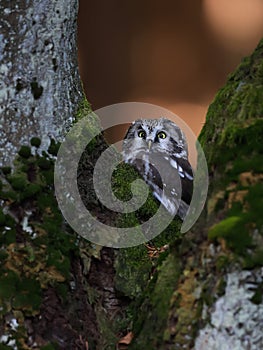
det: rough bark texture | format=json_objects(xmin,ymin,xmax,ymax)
[
  {"xmin": 192, "ymin": 39, "xmax": 263, "ymax": 350},
  {"xmin": 0, "ymin": 0, "xmax": 83, "ymax": 166},
  {"xmin": 0, "ymin": 1, "xmax": 93, "ymax": 348}
]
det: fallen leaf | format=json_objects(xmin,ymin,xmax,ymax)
[{"xmin": 117, "ymin": 331, "xmax": 134, "ymax": 349}]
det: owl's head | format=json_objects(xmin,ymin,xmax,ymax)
[{"xmin": 122, "ymin": 118, "xmax": 188, "ymax": 160}]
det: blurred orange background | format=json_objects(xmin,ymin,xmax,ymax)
[{"xmin": 78, "ymin": 0, "xmax": 263, "ymax": 137}]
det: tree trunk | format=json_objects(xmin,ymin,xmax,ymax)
[
  {"xmin": 125, "ymin": 38, "xmax": 263, "ymax": 349},
  {"xmin": 0, "ymin": 0, "xmax": 83, "ymax": 166},
  {"xmin": 0, "ymin": 1, "xmax": 96, "ymax": 348}
]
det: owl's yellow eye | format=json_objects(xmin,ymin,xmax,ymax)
[
  {"xmin": 138, "ymin": 130, "xmax": 146, "ymax": 138},
  {"xmin": 157, "ymin": 131, "xmax": 167, "ymax": 139}
]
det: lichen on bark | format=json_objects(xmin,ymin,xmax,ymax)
[{"xmin": 0, "ymin": 0, "xmax": 83, "ymax": 166}]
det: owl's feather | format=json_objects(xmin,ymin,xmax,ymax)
[{"xmin": 122, "ymin": 118, "xmax": 193, "ymax": 220}]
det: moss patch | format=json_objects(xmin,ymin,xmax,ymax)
[
  {"xmin": 18, "ymin": 145, "xmax": 31, "ymax": 159},
  {"xmin": 199, "ymin": 38, "xmax": 263, "ymax": 167},
  {"xmin": 129, "ymin": 254, "xmax": 181, "ymax": 349},
  {"xmin": 115, "ymin": 245, "xmax": 151, "ymax": 299},
  {"xmin": 30, "ymin": 137, "xmax": 41, "ymax": 148},
  {"xmin": 0, "ymin": 138, "xmax": 78, "ymax": 342},
  {"xmin": 208, "ymin": 216, "xmax": 252, "ymax": 254},
  {"xmin": 207, "ymin": 181, "xmax": 263, "ymax": 270}
]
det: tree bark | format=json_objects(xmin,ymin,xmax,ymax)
[
  {"xmin": 0, "ymin": 1, "xmax": 95, "ymax": 348},
  {"xmin": 0, "ymin": 0, "xmax": 83, "ymax": 166}
]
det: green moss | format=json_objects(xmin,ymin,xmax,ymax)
[
  {"xmin": 1, "ymin": 166, "xmax": 11, "ymax": 175},
  {"xmin": 200, "ymin": 281, "xmax": 216, "ymax": 308},
  {"xmin": 0, "ymin": 190, "xmax": 18, "ymax": 201},
  {"xmin": 0, "ymin": 344, "xmax": 13, "ymax": 349},
  {"xmin": 47, "ymin": 248, "xmax": 71, "ymax": 278},
  {"xmin": 55, "ymin": 283, "xmax": 68, "ymax": 302},
  {"xmin": 199, "ymin": 39, "xmax": 263, "ymax": 167},
  {"xmin": 22, "ymin": 183, "xmax": 42, "ymax": 199},
  {"xmin": 40, "ymin": 344, "xmax": 58, "ymax": 350},
  {"xmin": 151, "ymin": 255, "xmax": 180, "ymax": 317},
  {"xmin": 225, "ymin": 84, "xmax": 263, "ymax": 118},
  {"xmin": 112, "ymin": 162, "xmax": 181, "ymax": 242},
  {"xmin": 3, "ymin": 214, "xmax": 15, "ymax": 228},
  {"xmin": 48, "ymin": 139, "xmax": 60, "ymax": 156},
  {"xmin": 152, "ymin": 219, "xmax": 181, "ymax": 248},
  {"xmin": 0, "ymin": 270, "xmax": 19, "ymax": 299},
  {"xmin": 12, "ymin": 290, "xmax": 41, "ymax": 311},
  {"xmin": 37, "ymin": 192, "xmax": 57, "ymax": 212},
  {"xmin": 0, "ymin": 229, "xmax": 16, "ymax": 245},
  {"xmin": 243, "ymin": 250, "xmax": 263, "ymax": 269},
  {"xmin": 204, "ymin": 121, "xmax": 263, "ymax": 173},
  {"xmin": 96, "ymin": 308, "xmax": 119, "ymax": 350},
  {"xmin": 18, "ymin": 145, "xmax": 31, "ymax": 159},
  {"xmin": 208, "ymin": 216, "xmax": 252, "ymax": 254},
  {"xmin": 245, "ymin": 182, "xmax": 263, "ymax": 227},
  {"xmin": 9, "ymin": 277, "xmax": 41, "ymax": 312},
  {"xmin": 74, "ymin": 97, "xmax": 92, "ymax": 122},
  {"xmin": 219, "ymin": 183, "xmax": 263, "ymax": 266},
  {"xmin": 0, "ymin": 132, "xmax": 96, "ymax": 345},
  {"xmin": 115, "ymin": 245, "xmax": 151, "ymax": 298},
  {"xmin": 7, "ymin": 174, "xmax": 28, "ymax": 191},
  {"xmin": 250, "ymin": 283, "xmax": 263, "ymax": 304},
  {"xmin": 72, "ymin": 98, "xmax": 101, "ymax": 156},
  {"xmin": 222, "ymin": 120, "xmax": 263, "ymax": 156},
  {"xmin": 217, "ymin": 277, "xmax": 227, "ymax": 297},
  {"xmin": 214, "ymin": 195, "xmax": 227, "ymax": 213},
  {"xmin": 40, "ymin": 169, "xmax": 54, "ymax": 185},
  {"xmin": 30, "ymin": 137, "xmax": 41, "ymax": 147},
  {"xmin": 130, "ymin": 254, "xmax": 181, "ymax": 349},
  {"xmin": 0, "ymin": 137, "xmax": 77, "ymax": 301},
  {"xmin": 112, "ymin": 150, "xmax": 184, "ymax": 346},
  {"xmin": 84, "ymin": 136, "xmax": 98, "ymax": 154},
  {"xmin": 116, "ymin": 168, "xmax": 151, "ymax": 217},
  {"xmin": 37, "ymin": 157, "xmax": 52, "ymax": 170},
  {"xmin": 216, "ymin": 255, "xmax": 231, "ymax": 272},
  {"xmin": 0, "ymin": 250, "xmax": 8, "ymax": 262},
  {"xmin": 112, "ymin": 163, "xmax": 139, "ymax": 201},
  {"xmin": 30, "ymin": 80, "xmax": 43, "ymax": 99},
  {"xmin": 227, "ymin": 155, "xmax": 263, "ymax": 179},
  {"xmin": 0, "ymin": 209, "xmax": 6, "ymax": 226}
]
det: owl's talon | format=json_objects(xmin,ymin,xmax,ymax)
[{"xmin": 145, "ymin": 243, "xmax": 169, "ymax": 258}]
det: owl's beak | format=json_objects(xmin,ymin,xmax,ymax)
[{"xmin": 147, "ymin": 139, "xmax": 153, "ymax": 150}]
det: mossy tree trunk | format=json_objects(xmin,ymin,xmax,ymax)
[
  {"xmin": 0, "ymin": 1, "xmax": 97, "ymax": 348},
  {"xmin": 124, "ymin": 39, "xmax": 263, "ymax": 349}
]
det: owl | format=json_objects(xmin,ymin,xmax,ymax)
[{"xmin": 122, "ymin": 118, "xmax": 193, "ymax": 220}]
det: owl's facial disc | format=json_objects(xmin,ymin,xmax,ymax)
[{"xmin": 135, "ymin": 123, "xmax": 170, "ymax": 153}]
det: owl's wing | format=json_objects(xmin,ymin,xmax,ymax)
[
  {"xmin": 127, "ymin": 152, "xmax": 193, "ymax": 220},
  {"xmin": 171, "ymin": 156, "xmax": 193, "ymax": 205}
]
